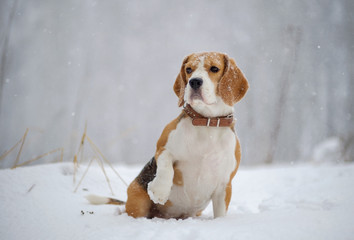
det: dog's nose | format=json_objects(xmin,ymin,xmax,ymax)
[{"xmin": 189, "ymin": 78, "xmax": 203, "ymax": 90}]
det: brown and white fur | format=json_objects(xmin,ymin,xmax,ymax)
[{"xmin": 88, "ymin": 52, "xmax": 249, "ymax": 219}]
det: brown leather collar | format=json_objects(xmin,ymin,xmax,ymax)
[{"xmin": 183, "ymin": 104, "xmax": 235, "ymax": 127}]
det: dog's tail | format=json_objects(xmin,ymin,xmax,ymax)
[{"xmin": 85, "ymin": 194, "xmax": 125, "ymax": 205}]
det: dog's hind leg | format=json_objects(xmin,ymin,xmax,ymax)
[{"xmin": 126, "ymin": 179, "xmax": 152, "ymax": 218}]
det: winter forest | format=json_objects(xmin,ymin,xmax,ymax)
[{"xmin": 0, "ymin": 0, "xmax": 354, "ymax": 168}]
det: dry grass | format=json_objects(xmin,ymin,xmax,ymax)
[
  {"xmin": 1, "ymin": 125, "xmax": 128, "ymax": 196},
  {"xmin": 72, "ymin": 124, "xmax": 128, "ymax": 195},
  {"xmin": 86, "ymin": 136, "xmax": 128, "ymax": 187},
  {"xmin": 13, "ymin": 128, "xmax": 29, "ymax": 168},
  {"xmin": 73, "ymin": 122, "xmax": 87, "ymax": 184},
  {"xmin": 0, "ymin": 129, "xmax": 27, "ymax": 162},
  {"xmin": 14, "ymin": 148, "xmax": 64, "ymax": 168},
  {"xmin": 0, "ymin": 128, "xmax": 64, "ymax": 169},
  {"xmin": 95, "ymin": 157, "xmax": 114, "ymax": 195},
  {"xmin": 74, "ymin": 157, "xmax": 94, "ymax": 193}
]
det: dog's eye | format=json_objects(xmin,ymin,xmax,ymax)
[
  {"xmin": 186, "ymin": 67, "xmax": 193, "ymax": 74},
  {"xmin": 210, "ymin": 66, "xmax": 219, "ymax": 73}
]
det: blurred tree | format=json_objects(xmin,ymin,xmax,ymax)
[{"xmin": 0, "ymin": 0, "xmax": 18, "ymax": 117}]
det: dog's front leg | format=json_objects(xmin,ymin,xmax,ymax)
[
  {"xmin": 212, "ymin": 185, "xmax": 227, "ymax": 218},
  {"xmin": 147, "ymin": 151, "xmax": 174, "ymax": 205}
]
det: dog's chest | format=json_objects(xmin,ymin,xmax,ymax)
[{"xmin": 165, "ymin": 118, "xmax": 236, "ymax": 216}]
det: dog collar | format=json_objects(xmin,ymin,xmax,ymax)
[{"xmin": 183, "ymin": 104, "xmax": 235, "ymax": 127}]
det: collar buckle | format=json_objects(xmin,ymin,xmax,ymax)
[{"xmin": 207, "ymin": 118, "xmax": 211, "ymax": 127}]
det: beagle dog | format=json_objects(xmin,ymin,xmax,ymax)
[{"xmin": 88, "ymin": 52, "xmax": 249, "ymax": 219}]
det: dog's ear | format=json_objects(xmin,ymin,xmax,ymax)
[
  {"xmin": 218, "ymin": 54, "xmax": 249, "ymax": 106},
  {"xmin": 173, "ymin": 56, "xmax": 189, "ymax": 107}
]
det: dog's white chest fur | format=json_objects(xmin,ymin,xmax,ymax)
[{"xmin": 164, "ymin": 117, "xmax": 236, "ymax": 217}]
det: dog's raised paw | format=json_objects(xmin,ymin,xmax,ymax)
[{"xmin": 147, "ymin": 179, "xmax": 171, "ymax": 205}]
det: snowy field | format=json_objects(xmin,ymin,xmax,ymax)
[{"xmin": 1, "ymin": 162, "xmax": 353, "ymax": 240}]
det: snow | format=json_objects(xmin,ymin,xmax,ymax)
[
  {"xmin": 1, "ymin": 162, "xmax": 354, "ymax": 240},
  {"xmin": 312, "ymin": 137, "xmax": 343, "ymax": 163}
]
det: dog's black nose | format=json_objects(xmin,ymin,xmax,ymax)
[{"xmin": 189, "ymin": 78, "xmax": 203, "ymax": 90}]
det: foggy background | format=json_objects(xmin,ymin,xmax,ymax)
[{"xmin": 1, "ymin": 0, "xmax": 353, "ymax": 168}]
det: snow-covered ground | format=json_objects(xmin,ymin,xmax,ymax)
[{"xmin": 1, "ymin": 162, "xmax": 353, "ymax": 240}]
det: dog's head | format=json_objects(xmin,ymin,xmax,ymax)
[{"xmin": 174, "ymin": 52, "xmax": 249, "ymax": 116}]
